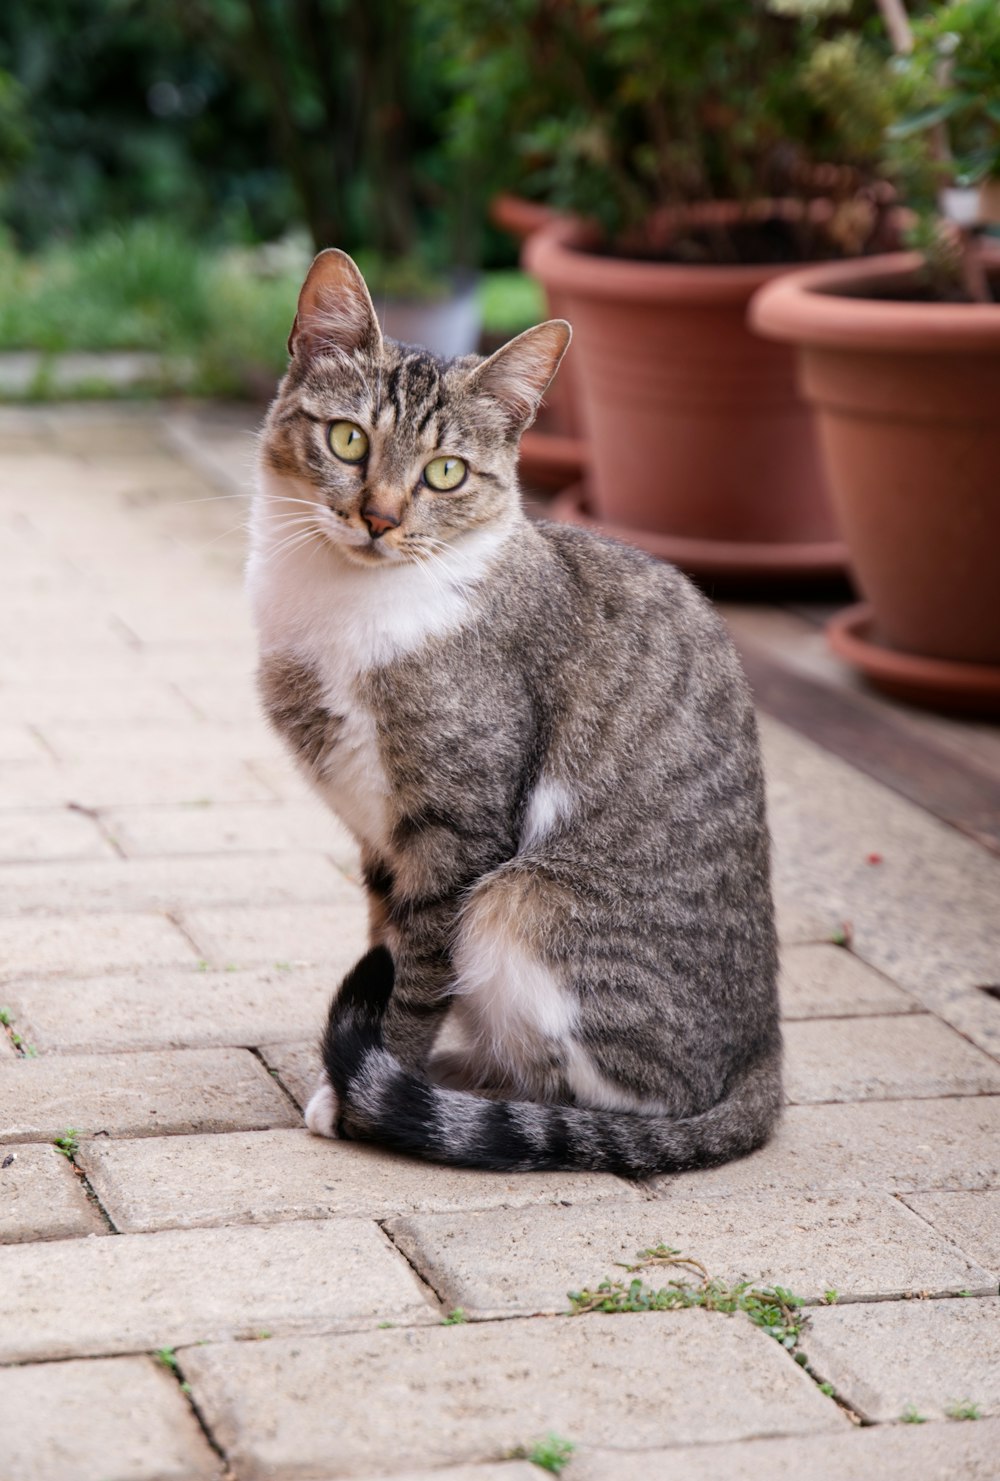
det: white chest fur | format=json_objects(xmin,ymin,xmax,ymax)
[{"xmin": 247, "ymin": 482, "xmax": 512, "ymax": 854}]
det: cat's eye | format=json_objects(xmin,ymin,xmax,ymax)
[
  {"xmin": 423, "ymin": 456, "xmax": 467, "ymax": 492},
  {"xmin": 328, "ymin": 421, "xmax": 369, "ymax": 463}
]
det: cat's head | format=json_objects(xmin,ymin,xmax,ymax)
[{"xmin": 257, "ymin": 249, "xmax": 570, "ymax": 570}]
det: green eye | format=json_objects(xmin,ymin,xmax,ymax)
[
  {"xmin": 423, "ymin": 456, "xmax": 467, "ymax": 491},
  {"xmin": 328, "ymin": 421, "xmax": 369, "ymax": 463}
]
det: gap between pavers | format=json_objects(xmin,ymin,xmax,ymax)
[
  {"xmin": 0, "ymin": 1217, "xmax": 439, "ymax": 1362},
  {"xmin": 566, "ymin": 1417, "xmax": 1000, "ymax": 1481},
  {"xmin": 800, "ymin": 1295, "xmax": 1000, "ymax": 1423},
  {"xmin": 0, "ymin": 1354, "xmax": 223, "ymax": 1481},
  {"xmin": 179, "ymin": 1312, "xmax": 845, "ymax": 1478},
  {"xmin": 180, "ymin": 899, "xmax": 368, "ymax": 972},
  {"xmin": 901, "ymin": 1189, "xmax": 1000, "ymax": 1272},
  {"xmin": 77, "ymin": 1128, "xmax": 640, "ymax": 1233},
  {"xmin": 778, "ymin": 943, "xmax": 923, "ymax": 1020},
  {"xmin": 0, "ymin": 1143, "xmax": 105, "ymax": 1243},
  {"xmin": 0, "ymin": 1046, "xmax": 300, "ymax": 1142},
  {"xmin": 385, "ymin": 1193, "xmax": 994, "ymax": 1321}
]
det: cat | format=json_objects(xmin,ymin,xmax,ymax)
[{"xmin": 247, "ymin": 248, "xmax": 782, "ymax": 1177}]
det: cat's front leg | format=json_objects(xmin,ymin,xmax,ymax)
[{"xmin": 304, "ymin": 1075, "xmax": 339, "ymax": 1138}]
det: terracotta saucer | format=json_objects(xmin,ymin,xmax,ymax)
[
  {"xmin": 519, "ymin": 426, "xmax": 589, "ymax": 492},
  {"xmin": 550, "ymin": 485, "xmax": 848, "ymax": 581},
  {"xmin": 827, "ymin": 603, "xmax": 1000, "ymax": 715}
]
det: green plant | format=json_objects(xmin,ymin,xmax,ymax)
[
  {"xmin": 796, "ymin": 0, "xmax": 1000, "ymax": 299},
  {"xmin": 567, "ymin": 1245, "xmax": 805, "ymax": 1351},
  {"xmin": 53, "ymin": 1129, "xmax": 79, "ymax": 1160},
  {"xmin": 436, "ymin": 0, "xmax": 888, "ymax": 259},
  {"xmin": 901, "ymin": 1404, "xmax": 928, "ymax": 1423},
  {"xmin": 442, "ymin": 1308, "xmax": 468, "ymax": 1326},
  {"xmin": 946, "ymin": 1401, "xmax": 982, "ymax": 1420},
  {"xmin": 512, "ymin": 1433, "xmax": 575, "ymax": 1475},
  {"xmin": 823, "ymin": 1289, "xmax": 839, "ymax": 1304}
]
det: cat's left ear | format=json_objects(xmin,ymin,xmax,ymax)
[
  {"xmin": 287, "ymin": 249, "xmax": 382, "ymax": 359},
  {"xmin": 468, "ymin": 320, "xmax": 572, "ymax": 431}
]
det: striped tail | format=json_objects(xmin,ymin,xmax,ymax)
[{"xmin": 322, "ymin": 947, "xmax": 782, "ymax": 1179}]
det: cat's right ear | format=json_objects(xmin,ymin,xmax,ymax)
[{"xmin": 287, "ymin": 249, "xmax": 382, "ymax": 359}]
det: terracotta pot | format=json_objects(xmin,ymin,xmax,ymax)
[
  {"xmin": 752, "ymin": 252, "xmax": 1000, "ymax": 681},
  {"xmin": 490, "ymin": 194, "xmax": 587, "ymax": 481},
  {"xmin": 523, "ymin": 212, "xmax": 840, "ymax": 552}
]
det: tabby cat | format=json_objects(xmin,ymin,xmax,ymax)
[{"xmin": 248, "ymin": 248, "xmax": 781, "ymax": 1177}]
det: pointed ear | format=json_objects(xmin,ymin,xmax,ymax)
[
  {"xmin": 287, "ymin": 249, "xmax": 382, "ymax": 359},
  {"xmin": 468, "ymin": 320, "xmax": 572, "ymax": 430}
]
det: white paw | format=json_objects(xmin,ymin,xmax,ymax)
[{"xmin": 304, "ymin": 1074, "xmax": 340, "ymax": 1138}]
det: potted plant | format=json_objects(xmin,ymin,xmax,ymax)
[
  {"xmin": 752, "ymin": 0, "xmax": 1000, "ymax": 710},
  {"xmin": 440, "ymin": 0, "xmax": 896, "ymax": 578}
]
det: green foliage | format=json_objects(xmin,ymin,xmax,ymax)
[
  {"xmin": 512, "ymin": 1434, "xmax": 576, "ymax": 1475},
  {"xmin": 442, "ymin": 1307, "xmax": 468, "ymax": 1325},
  {"xmin": 53, "ymin": 1129, "xmax": 80, "ymax": 1160},
  {"xmin": 567, "ymin": 1245, "xmax": 805, "ymax": 1351},
  {"xmin": 946, "ymin": 1401, "xmax": 982, "ymax": 1421},
  {"xmin": 433, "ymin": 0, "xmax": 884, "ymax": 250},
  {"xmin": 901, "ymin": 1404, "xmax": 928, "ymax": 1424}
]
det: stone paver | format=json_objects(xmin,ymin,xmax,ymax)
[
  {"xmin": 0, "ymin": 910, "xmax": 196, "ymax": 979},
  {"xmin": 654, "ymin": 1095, "xmax": 1000, "ymax": 1197},
  {"xmin": 0, "ymin": 1218, "xmax": 436, "ymax": 1361},
  {"xmin": 779, "ymin": 944, "xmax": 921, "ymax": 1019},
  {"xmin": 0, "ymin": 675, "xmax": 194, "ymax": 724},
  {"xmin": 0, "ymin": 1354, "xmax": 222, "ymax": 1481},
  {"xmin": 79, "ymin": 1129, "xmax": 638, "ymax": 1233},
  {"xmin": 0, "ymin": 806, "xmax": 116, "ymax": 863},
  {"xmin": 762, "ymin": 715, "xmax": 1000, "ymax": 1062},
  {"xmin": 569, "ymin": 1419, "xmax": 1000, "ymax": 1480},
  {"xmin": 387, "ymin": 1194, "xmax": 993, "ymax": 1318},
  {"xmin": 105, "ymin": 799, "xmax": 358, "ymax": 869},
  {"xmin": 183, "ymin": 899, "xmax": 368, "ymax": 969},
  {"xmin": 259, "ymin": 1038, "xmax": 321, "ymax": 1106},
  {"xmin": 0, "ymin": 1142, "xmax": 105, "ymax": 1243},
  {"xmin": 0, "ymin": 756, "xmax": 278, "ymax": 809},
  {"xmin": 355, "ymin": 1470, "xmax": 536, "ymax": 1481},
  {"xmin": 802, "ymin": 1296, "xmax": 1000, "ymax": 1422},
  {"xmin": 5, "ymin": 964, "xmax": 332, "ymax": 1054},
  {"xmin": 181, "ymin": 1314, "xmax": 843, "ymax": 1478},
  {"xmin": 783, "ymin": 1015, "xmax": 1000, "ymax": 1104},
  {"xmin": 902, "ymin": 1190, "xmax": 1000, "ymax": 1272},
  {"xmin": 0, "ymin": 850, "xmax": 348, "ymax": 917},
  {"xmin": 0, "ymin": 1047, "xmax": 299, "ymax": 1141}
]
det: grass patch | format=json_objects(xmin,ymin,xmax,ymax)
[
  {"xmin": 0, "ymin": 223, "xmax": 545, "ymax": 401},
  {"xmin": 568, "ymin": 1244, "xmax": 804, "ymax": 1351},
  {"xmin": 511, "ymin": 1434, "xmax": 575, "ymax": 1474},
  {"xmin": 946, "ymin": 1401, "xmax": 982, "ymax": 1421}
]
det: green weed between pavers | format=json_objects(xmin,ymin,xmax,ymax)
[
  {"xmin": 946, "ymin": 1401, "xmax": 982, "ymax": 1421},
  {"xmin": 567, "ymin": 1245, "xmax": 804, "ymax": 1351},
  {"xmin": 511, "ymin": 1434, "xmax": 575, "ymax": 1475},
  {"xmin": 442, "ymin": 1308, "xmax": 468, "ymax": 1326},
  {"xmin": 154, "ymin": 1347, "xmax": 192, "ymax": 1395},
  {"xmin": 0, "ymin": 1007, "xmax": 38, "ymax": 1057},
  {"xmin": 901, "ymin": 1404, "xmax": 928, "ymax": 1424},
  {"xmin": 53, "ymin": 1129, "xmax": 80, "ymax": 1160}
]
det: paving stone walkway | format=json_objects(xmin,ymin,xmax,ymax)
[{"xmin": 1, "ymin": 403, "xmax": 998, "ymax": 1480}]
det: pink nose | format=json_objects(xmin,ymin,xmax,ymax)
[{"xmin": 362, "ymin": 509, "xmax": 399, "ymax": 539}]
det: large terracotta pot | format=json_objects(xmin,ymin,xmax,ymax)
[
  {"xmin": 752, "ymin": 252, "xmax": 1000, "ymax": 707},
  {"xmin": 490, "ymin": 195, "xmax": 588, "ymax": 489},
  {"xmin": 523, "ymin": 213, "xmax": 842, "ymax": 563}
]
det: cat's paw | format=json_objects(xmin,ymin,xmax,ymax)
[{"xmin": 304, "ymin": 1073, "xmax": 340, "ymax": 1138}]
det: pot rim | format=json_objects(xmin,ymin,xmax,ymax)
[
  {"xmin": 523, "ymin": 204, "xmax": 861, "ymax": 305},
  {"xmin": 751, "ymin": 251, "xmax": 1000, "ymax": 352}
]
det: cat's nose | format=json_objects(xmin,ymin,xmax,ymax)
[{"xmin": 362, "ymin": 508, "xmax": 400, "ymax": 539}]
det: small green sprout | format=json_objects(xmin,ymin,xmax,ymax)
[
  {"xmin": 901, "ymin": 1404, "xmax": 927, "ymax": 1424},
  {"xmin": 819, "ymin": 1381, "xmax": 835, "ymax": 1396},
  {"xmin": 442, "ymin": 1307, "xmax": 468, "ymax": 1325},
  {"xmin": 54, "ymin": 1129, "xmax": 80, "ymax": 1160},
  {"xmin": 946, "ymin": 1401, "xmax": 982, "ymax": 1421},
  {"xmin": 823, "ymin": 1289, "xmax": 839, "ymax": 1304},
  {"xmin": 155, "ymin": 1347, "xmax": 179, "ymax": 1372},
  {"xmin": 513, "ymin": 1434, "xmax": 575, "ymax": 1474}
]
